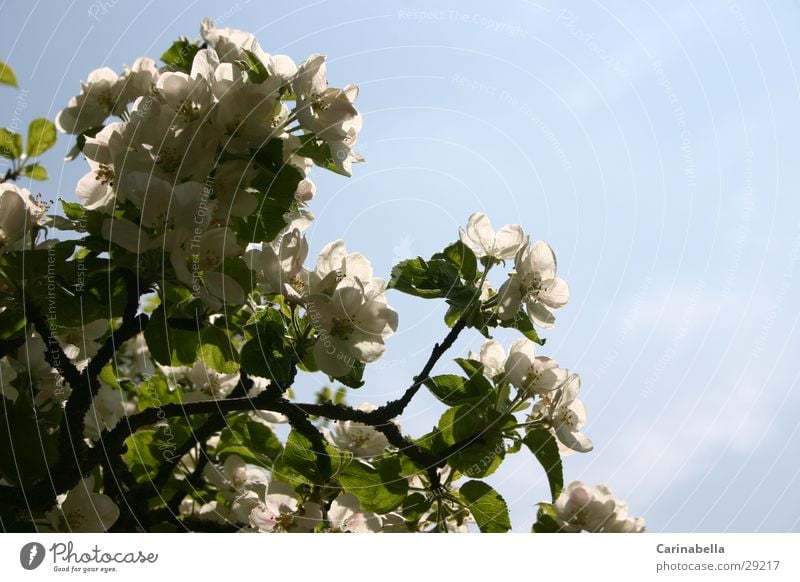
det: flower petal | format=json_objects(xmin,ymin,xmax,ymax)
[{"xmin": 539, "ymin": 277, "xmax": 569, "ymax": 309}]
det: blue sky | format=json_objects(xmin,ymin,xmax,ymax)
[{"xmin": 2, "ymin": 0, "xmax": 799, "ymax": 532}]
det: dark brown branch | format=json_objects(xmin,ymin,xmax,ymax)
[
  {"xmin": 148, "ymin": 371, "xmax": 252, "ymax": 493},
  {"xmin": 374, "ymin": 422, "xmax": 442, "ymax": 492},
  {"xmin": 26, "ymin": 303, "xmax": 83, "ymax": 391},
  {"xmin": 373, "ymin": 316, "xmax": 468, "ymax": 421},
  {"xmin": 167, "ymin": 443, "xmax": 211, "ymax": 515},
  {"xmin": 21, "ymin": 271, "xmax": 147, "ymax": 509}
]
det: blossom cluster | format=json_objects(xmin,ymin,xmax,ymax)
[
  {"xmin": 60, "ymin": 18, "xmax": 363, "ymax": 310},
  {"xmin": 553, "ymin": 481, "xmax": 646, "ymax": 533},
  {"xmin": 0, "ymin": 18, "xmax": 645, "ymax": 535}
]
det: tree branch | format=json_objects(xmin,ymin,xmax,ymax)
[
  {"xmin": 25, "ymin": 303, "xmax": 83, "ymax": 391},
  {"xmin": 373, "ymin": 316, "xmax": 468, "ymax": 420}
]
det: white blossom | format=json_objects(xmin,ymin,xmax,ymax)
[
  {"xmin": 503, "ymin": 338, "xmax": 568, "ymax": 396},
  {"xmin": 249, "ymin": 481, "xmax": 321, "ymax": 533},
  {"xmin": 245, "ymin": 228, "xmax": 309, "ymax": 299},
  {"xmin": 553, "ymin": 481, "xmax": 645, "ymax": 533},
  {"xmin": 533, "ymin": 374, "xmax": 593, "ymax": 453},
  {"xmin": 203, "ymin": 454, "xmax": 269, "ymax": 501},
  {"xmin": 309, "ymin": 285, "xmax": 398, "ymax": 378},
  {"xmin": 0, "ymin": 184, "xmax": 46, "ymax": 253},
  {"xmin": 328, "ymin": 493, "xmax": 381, "ymax": 532},
  {"xmin": 308, "ymin": 239, "xmax": 383, "ymax": 297},
  {"xmin": 56, "ymin": 58, "xmax": 158, "ymax": 135},
  {"xmin": 459, "ymin": 213, "xmax": 525, "ymax": 260},
  {"xmin": 83, "ymin": 384, "xmax": 136, "ymax": 440},
  {"xmin": 324, "ymin": 404, "xmax": 390, "ymax": 458},
  {"xmin": 17, "ymin": 329, "xmax": 70, "ymax": 406},
  {"xmin": 46, "ymin": 477, "xmax": 119, "ymax": 533},
  {"xmin": 181, "ymin": 360, "xmax": 240, "ymax": 402},
  {"xmin": 470, "ymin": 338, "xmax": 568, "ymax": 396},
  {"xmin": 497, "ymin": 240, "xmax": 569, "ymax": 328},
  {"xmin": 170, "ymin": 226, "xmax": 245, "ymax": 309},
  {"xmin": 56, "ymin": 67, "xmax": 122, "ymax": 135},
  {"xmin": 58, "ymin": 319, "xmax": 108, "ymax": 364}
]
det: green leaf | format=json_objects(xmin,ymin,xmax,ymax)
[
  {"xmin": 499, "ymin": 309, "xmax": 545, "ymax": 345},
  {"xmin": 61, "ymin": 200, "xmax": 86, "ymax": 220},
  {"xmin": 294, "ymin": 134, "xmax": 351, "ymax": 176},
  {"xmin": 432, "ymin": 241, "xmax": 478, "ymax": 283},
  {"xmin": 437, "ymin": 400, "xmax": 504, "ymax": 446},
  {"xmin": 241, "ymin": 49, "xmax": 269, "ymax": 84},
  {"xmin": 281, "ymin": 429, "xmax": 339, "ymax": 484},
  {"xmin": 424, "ymin": 373, "xmax": 491, "ymax": 406},
  {"xmin": 335, "ymin": 360, "xmax": 365, "ymax": 388},
  {"xmin": 20, "ymin": 163, "xmax": 47, "ymax": 180},
  {"xmin": 0, "ymin": 60, "xmax": 17, "ymax": 87},
  {"xmin": 0, "ymin": 391, "xmax": 60, "ymax": 487},
  {"xmin": 436, "ymin": 399, "xmax": 507, "ymax": 477},
  {"xmin": 388, "ymin": 257, "xmax": 461, "ymax": 299},
  {"xmin": 402, "ymin": 492, "xmax": 431, "ymax": 522},
  {"xmin": 524, "ymin": 428, "xmax": 564, "ymax": 501},
  {"xmin": 26, "ymin": 118, "xmax": 57, "ymax": 157},
  {"xmin": 144, "ymin": 305, "xmax": 233, "ymax": 369},
  {"xmin": 458, "ymin": 480, "xmax": 511, "ymax": 533},
  {"xmin": 453, "ymin": 433, "xmax": 505, "ymax": 479},
  {"xmin": 135, "ymin": 375, "xmax": 180, "ymax": 410},
  {"xmin": 453, "ymin": 358, "xmax": 494, "ymax": 393},
  {"xmin": 338, "ymin": 456, "xmax": 408, "ymax": 514},
  {"xmin": 235, "ymin": 151, "xmax": 303, "ymax": 245},
  {"xmin": 240, "ymin": 319, "xmax": 294, "ymax": 387},
  {"xmin": 197, "ymin": 325, "xmax": 239, "ymax": 374},
  {"xmin": 123, "ymin": 421, "xmax": 193, "ymax": 481},
  {"xmin": 160, "ymin": 38, "xmax": 200, "ymax": 74},
  {"xmin": 531, "ymin": 503, "xmax": 561, "ymax": 533},
  {"xmin": 0, "ymin": 304, "xmax": 26, "ymax": 345},
  {"xmin": 216, "ymin": 415, "xmax": 283, "ymax": 465},
  {"xmin": 0, "ymin": 129, "xmax": 22, "ymax": 159}
]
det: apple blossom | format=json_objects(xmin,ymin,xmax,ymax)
[
  {"xmin": 328, "ymin": 494, "xmax": 381, "ymax": 532},
  {"xmin": 497, "ymin": 240, "xmax": 569, "ymax": 328},
  {"xmin": 116, "ymin": 57, "xmax": 159, "ymax": 105},
  {"xmin": 46, "ymin": 477, "xmax": 119, "ymax": 533},
  {"xmin": 459, "ymin": 212, "xmax": 525, "ymax": 260},
  {"xmin": 308, "ymin": 239, "xmax": 383, "ymax": 297},
  {"xmin": 55, "ymin": 67, "xmax": 122, "ymax": 135},
  {"xmin": 469, "ymin": 339, "xmax": 506, "ymax": 379},
  {"xmin": 201, "ymin": 18, "xmax": 297, "ymax": 82},
  {"xmin": 204, "ymin": 454, "xmax": 269, "ymax": 501},
  {"xmin": 533, "ymin": 373, "xmax": 593, "ymax": 453},
  {"xmin": 553, "ymin": 481, "xmax": 645, "ymax": 533},
  {"xmin": 323, "ymin": 403, "xmax": 390, "ymax": 458},
  {"xmin": 83, "ymin": 384, "xmax": 136, "ymax": 440},
  {"xmin": 470, "ymin": 338, "xmax": 568, "ymax": 396},
  {"xmin": 117, "ymin": 333, "xmax": 157, "ymax": 378},
  {"xmin": 170, "ymin": 226, "xmax": 245, "ymax": 309},
  {"xmin": 249, "ymin": 481, "xmax": 322, "ymax": 533},
  {"xmin": 0, "ymin": 184, "xmax": 46, "ymax": 253},
  {"xmin": 503, "ymin": 338, "xmax": 569, "ymax": 396},
  {"xmin": 16, "ymin": 329, "xmax": 71, "ymax": 406},
  {"xmin": 58, "ymin": 319, "xmax": 108, "ymax": 364},
  {"xmin": 182, "ymin": 360, "xmax": 241, "ymax": 402},
  {"xmin": 308, "ymin": 285, "xmax": 398, "ymax": 378},
  {"xmin": 245, "ymin": 228, "xmax": 309, "ymax": 299}
]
